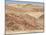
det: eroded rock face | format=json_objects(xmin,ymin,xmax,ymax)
[
  {"xmin": 5, "ymin": 13, "xmax": 37, "ymax": 31},
  {"xmin": 36, "ymin": 15, "xmax": 44, "ymax": 30},
  {"xmin": 5, "ymin": 4, "xmax": 44, "ymax": 32}
]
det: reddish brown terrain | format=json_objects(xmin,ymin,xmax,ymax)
[
  {"xmin": 5, "ymin": 4, "xmax": 44, "ymax": 33},
  {"xmin": 6, "ymin": 13, "xmax": 37, "ymax": 31}
]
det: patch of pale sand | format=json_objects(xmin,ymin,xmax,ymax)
[
  {"xmin": 25, "ymin": 12, "xmax": 43, "ymax": 19},
  {"xmin": 6, "ymin": 30, "xmax": 43, "ymax": 34},
  {"xmin": 7, "ymin": 4, "xmax": 16, "ymax": 7},
  {"xmin": 7, "ymin": 4, "xmax": 32, "ymax": 8}
]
